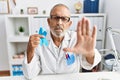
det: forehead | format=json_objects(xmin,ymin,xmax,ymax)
[{"xmin": 50, "ymin": 6, "xmax": 70, "ymax": 17}]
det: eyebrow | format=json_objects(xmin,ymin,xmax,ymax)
[{"xmin": 50, "ymin": 15, "xmax": 70, "ymax": 18}]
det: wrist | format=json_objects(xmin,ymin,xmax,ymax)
[
  {"xmin": 84, "ymin": 50, "xmax": 95, "ymax": 57},
  {"xmin": 85, "ymin": 51, "xmax": 95, "ymax": 64},
  {"xmin": 27, "ymin": 48, "xmax": 34, "ymax": 63},
  {"xmin": 27, "ymin": 52, "xmax": 34, "ymax": 63}
]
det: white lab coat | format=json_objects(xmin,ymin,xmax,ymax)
[{"xmin": 23, "ymin": 31, "xmax": 101, "ymax": 79}]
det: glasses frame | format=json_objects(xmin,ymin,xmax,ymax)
[{"xmin": 50, "ymin": 15, "xmax": 70, "ymax": 23}]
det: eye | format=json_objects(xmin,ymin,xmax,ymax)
[
  {"xmin": 50, "ymin": 15, "xmax": 57, "ymax": 20},
  {"xmin": 62, "ymin": 17, "xmax": 68, "ymax": 21},
  {"xmin": 50, "ymin": 15, "xmax": 70, "ymax": 23},
  {"xmin": 52, "ymin": 16, "xmax": 60, "ymax": 21},
  {"xmin": 55, "ymin": 16, "xmax": 60, "ymax": 20}
]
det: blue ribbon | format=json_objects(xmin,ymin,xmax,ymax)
[
  {"xmin": 66, "ymin": 53, "xmax": 75, "ymax": 65},
  {"xmin": 38, "ymin": 27, "xmax": 48, "ymax": 46}
]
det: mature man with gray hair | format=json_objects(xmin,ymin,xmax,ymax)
[{"xmin": 23, "ymin": 4, "xmax": 101, "ymax": 79}]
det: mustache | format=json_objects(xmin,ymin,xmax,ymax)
[{"xmin": 54, "ymin": 26, "xmax": 63, "ymax": 30}]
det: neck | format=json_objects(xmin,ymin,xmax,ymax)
[{"xmin": 51, "ymin": 33, "xmax": 64, "ymax": 47}]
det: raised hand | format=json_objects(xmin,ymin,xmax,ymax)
[{"xmin": 63, "ymin": 18, "xmax": 97, "ymax": 64}]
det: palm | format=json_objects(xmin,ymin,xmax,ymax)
[
  {"xmin": 64, "ymin": 18, "xmax": 97, "ymax": 56},
  {"xmin": 74, "ymin": 33, "xmax": 95, "ymax": 54}
]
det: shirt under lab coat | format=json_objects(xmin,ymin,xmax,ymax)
[{"xmin": 23, "ymin": 31, "xmax": 101, "ymax": 79}]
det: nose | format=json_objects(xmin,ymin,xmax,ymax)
[{"xmin": 57, "ymin": 19, "xmax": 63, "ymax": 25}]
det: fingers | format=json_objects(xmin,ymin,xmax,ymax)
[
  {"xmin": 78, "ymin": 17, "xmax": 93, "ymax": 36},
  {"xmin": 63, "ymin": 48, "xmax": 75, "ymax": 53},
  {"xmin": 77, "ymin": 21, "xmax": 82, "ymax": 37},
  {"xmin": 29, "ymin": 34, "xmax": 44, "ymax": 48},
  {"xmin": 78, "ymin": 17, "xmax": 90, "ymax": 36},
  {"xmin": 86, "ymin": 19, "xmax": 90, "ymax": 35},
  {"xmin": 81, "ymin": 18, "xmax": 97, "ymax": 39},
  {"xmin": 81, "ymin": 17, "xmax": 86, "ymax": 35},
  {"xmin": 92, "ymin": 25, "xmax": 97, "ymax": 39}
]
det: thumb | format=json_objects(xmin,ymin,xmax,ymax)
[{"xmin": 63, "ymin": 48, "xmax": 75, "ymax": 52}]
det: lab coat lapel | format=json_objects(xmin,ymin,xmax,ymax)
[
  {"xmin": 46, "ymin": 31, "xmax": 58, "ymax": 58},
  {"xmin": 58, "ymin": 32, "xmax": 71, "ymax": 61},
  {"xmin": 48, "ymin": 39, "xmax": 59, "ymax": 58}
]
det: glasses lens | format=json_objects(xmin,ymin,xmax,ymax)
[{"xmin": 50, "ymin": 15, "xmax": 70, "ymax": 23}]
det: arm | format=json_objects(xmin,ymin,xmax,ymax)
[
  {"xmin": 23, "ymin": 34, "xmax": 44, "ymax": 79},
  {"xmin": 27, "ymin": 34, "xmax": 44, "ymax": 63},
  {"xmin": 23, "ymin": 50, "xmax": 41, "ymax": 79},
  {"xmin": 80, "ymin": 49, "xmax": 101, "ymax": 70}
]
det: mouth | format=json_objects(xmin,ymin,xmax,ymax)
[{"xmin": 55, "ymin": 29, "xmax": 63, "ymax": 32}]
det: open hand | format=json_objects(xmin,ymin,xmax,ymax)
[{"xmin": 63, "ymin": 18, "xmax": 97, "ymax": 58}]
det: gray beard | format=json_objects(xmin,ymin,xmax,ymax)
[{"xmin": 50, "ymin": 29, "xmax": 67, "ymax": 38}]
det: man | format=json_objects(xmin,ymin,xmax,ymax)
[{"xmin": 23, "ymin": 4, "xmax": 101, "ymax": 79}]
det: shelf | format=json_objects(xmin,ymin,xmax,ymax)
[
  {"xmin": 71, "ymin": 13, "xmax": 106, "ymax": 17},
  {"xmin": 11, "ymin": 58, "xmax": 24, "ymax": 65},
  {"xmin": 8, "ymin": 36, "xmax": 29, "ymax": 42},
  {"xmin": 6, "ymin": 15, "xmax": 29, "ymax": 18},
  {"xmin": 5, "ymin": 14, "xmax": 106, "ymax": 19}
]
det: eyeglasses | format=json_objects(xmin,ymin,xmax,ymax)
[{"xmin": 50, "ymin": 15, "xmax": 70, "ymax": 23}]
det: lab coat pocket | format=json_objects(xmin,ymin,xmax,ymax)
[{"xmin": 65, "ymin": 52, "xmax": 75, "ymax": 65}]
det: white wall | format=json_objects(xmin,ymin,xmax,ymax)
[
  {"xmin": 0, "ymin": 16, "xmax": 9, "ymax": 70},
  {"xmin": 10, "ymin": 0, "xmax": 104, "ymax": 15},
  {"xmin": 105, "ymin": 0, "xmax": 120, "ymax": 28},
  {"xmin": 104, "ymin": 0, "xmax": 120, "ymax": 54},
  {"xmin": 10, "ymin": 0, "xmax": 82, "ymax": 15}
]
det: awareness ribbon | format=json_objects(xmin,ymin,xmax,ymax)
[{"xmin": 38, "ymin": 27, "xmax": 48, "ymax": 46}]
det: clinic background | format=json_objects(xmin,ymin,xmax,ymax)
[{"xmin": 0, "ymin": 0, "xmax": 120, "ymax": 71}]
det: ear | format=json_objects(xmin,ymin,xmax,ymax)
[{"xmin": 47, "ymin": 18, "xmax": 50, "ymax": 26}]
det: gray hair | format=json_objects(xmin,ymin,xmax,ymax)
[{"xmin": 50, "ymin": 4, "xmax": 70, "ymax": 15}]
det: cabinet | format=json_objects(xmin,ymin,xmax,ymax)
[
  {"xmin": 5, "ymin": 15, "xmax": 30, "ymax": 76},
  {"xmin": 5, "ymin": 14, "xmax": 106, "ymax": 76}
]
